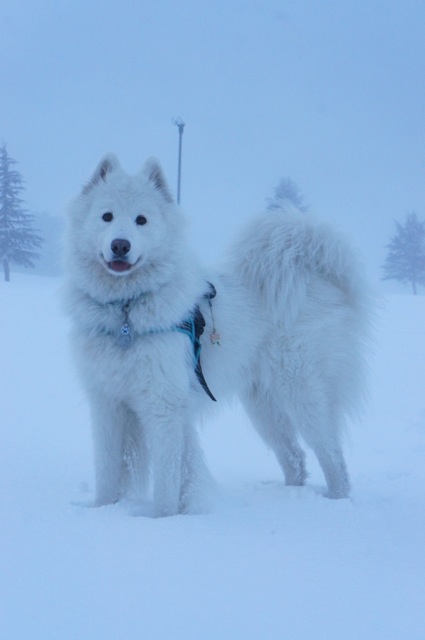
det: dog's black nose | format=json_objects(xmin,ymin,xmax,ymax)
[{"xmin": 111, "ymin": 238, "xmax": 131, "ymax": 257}]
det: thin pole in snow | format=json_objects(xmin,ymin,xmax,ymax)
[{"xmin": 173, "ymin": 118, "xmax": 185, "ymax": 204}]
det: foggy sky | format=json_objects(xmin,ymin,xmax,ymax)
[{"xmin": 1, "ymin": 0, "xmax": 425, "ymax": 283}]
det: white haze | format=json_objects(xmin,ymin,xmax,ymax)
[
  {"xmin": 1, "ymin": 4, "xmax": 425, "ymax": 638},
  {"xmin": 1, "ymin": 0, "xmax": 425, "ymax": 286}
]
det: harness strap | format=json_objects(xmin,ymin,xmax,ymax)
[{"xmin": 176, "ymin": 302, "xmax": 217, "ymax": 402}]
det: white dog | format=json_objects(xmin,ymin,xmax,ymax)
[{"xmin": 64, "ymin": 155, "xmax": 369, "ymax": 516}]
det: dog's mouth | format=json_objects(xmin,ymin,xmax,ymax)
[
  {"xmin": 107, "ymin": 259, "xmax": 132, "ymax": 273},
  {"xmin": 101, "ymin": 255, "xmax": 140, "ymax": 274}
]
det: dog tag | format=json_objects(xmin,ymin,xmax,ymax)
[
  {"xmin": 116, "ymin": 321, "xmax": 133, "ymax": 348},
  {"xmin": 210, "ymin": 330, "xmax": 221, "ymax": 346}
]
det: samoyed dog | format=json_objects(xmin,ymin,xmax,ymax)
[{"xmin": 64, "ymin": 154, "xmax": 369, "ymax": 517}]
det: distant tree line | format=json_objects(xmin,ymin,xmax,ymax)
[
  {"xmin": 268, "ymin": 175, "xmax": 425, "ymax": 295},
  {"xmin": 0, "ymin": 144, "xmax": 43, "ymax": 281},
  {"xmin": 267, "ymin": 176, "xmax": 308, "ymax": 213},
  {"xmin": 2, "ymin": 144, "xmax": 424, "ymax": 294},
  {"xmin": 382, "ymin": 212, "xmax": 425, "ymax": 295}
]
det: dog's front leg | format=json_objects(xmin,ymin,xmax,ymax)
[
  {"xmin": 138, "ymin": 405, "xmax": 186, "ymax": 518},
  {"xmin": 89, "ymin": 394, "xmax": 126, "ymax": 506}
]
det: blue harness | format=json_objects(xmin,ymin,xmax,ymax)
[
  {"xmin": 175, "ymin": 302, "xmax": 216, "ymax": 402},
  {"xmin": 117, "ymin": 283, "xmax": 217, "ymax": 402}
]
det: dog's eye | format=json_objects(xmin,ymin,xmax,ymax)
[
  {"xmin": 136, "ymin": 215, "xmax": 147, "ymax": 226},
  {"xmin": 102, "ymin": 212, "xmax": 113, "ymax": 222}
]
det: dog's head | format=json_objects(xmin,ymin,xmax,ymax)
[{"xmin": 67, "ymin": 154, "xmax": 183, "ymax": 290}]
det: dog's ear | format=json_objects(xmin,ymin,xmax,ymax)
[
  {"xmin": 82, "ymin": 153, "xmax": 121, "ymax": 194},
  {"xmin": 142, "ymin": 158, "xmax": 174, "ymax": 203}
]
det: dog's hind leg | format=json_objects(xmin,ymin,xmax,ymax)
[
  {"xmin": 242, "ymin": 387, "xmax": 307, "ymax": 487},
  {"xmin": 298, "ymin": 410, "xmax": 350, "ymax": 499},
  {"xmin": 289, "ymin": 396, "xmax": 351, "ymax": 499},
  {"xmin": 310, "ymin": 441, "xmax": 350, "ymax": 499}
]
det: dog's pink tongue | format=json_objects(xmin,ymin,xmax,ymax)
[{"xmin": 109, "ymin": 260, "xmax": 131, "ymax": 272}]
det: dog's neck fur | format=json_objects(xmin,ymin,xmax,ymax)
[{"xmin": 66, "ymin": 256, "xmax": 210, "ymax": 339}]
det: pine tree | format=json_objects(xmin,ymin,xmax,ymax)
[
  {"xmin": 382, "ymin": 212, "xmax": 425, "ymax": 295},
  {"xmin": 267, "ymin": 176, "xmax": 308, "ymax": 213},
  {"xmin": 0, "ymin": 144, "xmax": 43, "ymax": 282}
]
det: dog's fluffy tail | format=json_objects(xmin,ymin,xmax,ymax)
[{"xmin": 229, "ymin": 207, "xmax": 369, "ymax": 327}]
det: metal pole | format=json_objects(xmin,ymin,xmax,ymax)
[{"xmin": 174, "ymin": 118, "xmax": 185, "ymax": 204}]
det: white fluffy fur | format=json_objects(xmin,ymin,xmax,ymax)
[{"xmin": 64, "ymin": 154, "xmax": 370, "ymax": 516}]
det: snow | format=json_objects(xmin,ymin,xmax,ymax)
[{"xmin": 1, "ymin": 275, "xmax": 425, "ymax": 640}]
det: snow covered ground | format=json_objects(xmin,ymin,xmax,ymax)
[{"xmin": 1, "ymin": 274, "xmax": 424, "ymax": 640}]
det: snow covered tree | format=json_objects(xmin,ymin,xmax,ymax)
[
  {"xmin": 382, "ymin": 212, "xmax": 425, "ymax": 295},
  {"xmin": 267, "ymin": 176, "xmax": 308, "ymax": 213},
  {"xmin": 0, "ymin": 144, "xmax": 43, "ymax": 282}
]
